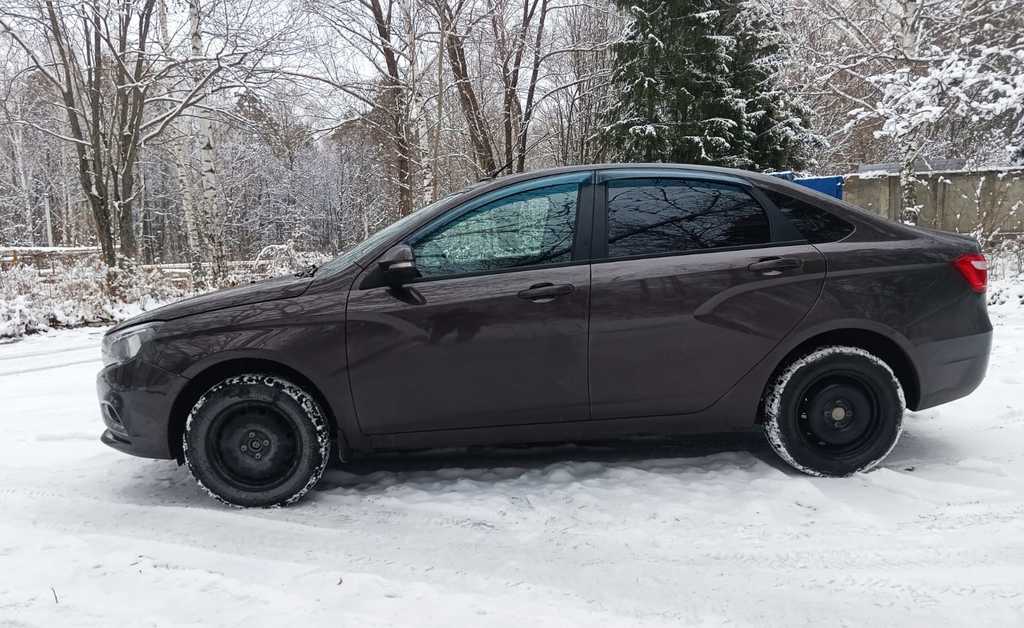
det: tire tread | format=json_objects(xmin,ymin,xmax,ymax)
[
  {"xmin": 182, "ymin": 374, "xmax": 331, "ymax": 507},
  {"xmin": 763, "ymin": 345, "xmax": 905, "ymax": 477}
]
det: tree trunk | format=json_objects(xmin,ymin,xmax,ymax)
[
  {"xmin": 88, "ymin": 192, "xmax": 117, "ymax": 266},
  {"xmin": 431, "ymin": 29, "xmax": 445, "ymax": 201},
  {"xmin": 436, "ymin": 2, "xmax": 498, "ymax": 176},
  {"xmin": 188, "ymin": 0, "xmax": 226, "ymax": 284},
  {"xmin": 899, "ymin": 146, "xmax": 921, "ymax": 225},
  {"xmin": 158, "ymin": 0, "xmax": 203, "ymax": 287},
  {"xmin": 368, "ymin": 0, "xmax": 417, "ymax": 217},
  {"xmin": 177, "ymin": 135, "xmax": 206, "ymax": 289},
  {"xmin": 514, "ymin": 0, "xmax": 549, "ymax": 173},
  {"xmin": 197, "ymin": 132, "xmax": 226, "ymax": 282},
  {"xmin": 115, "ymin": 190, "xmax": 137, "ymax": 259},
  {"xmin": 13, "ymin": 126, "xmax": 34, "ymax": 244},
  {"xmin": 42, "ymin": 188, "xmax": 54, "ymax": 247}
]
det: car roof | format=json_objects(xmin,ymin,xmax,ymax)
[
  {"xmin": 473, "ymin": 163, "xmax": 755, "ymax": 190},
  {"xmin": 408, "ymin": 163, "xmax": 831, "ymax": 241},
  {"xmin": 480, "ymin": 163, "xmax": 897, "ymax": 230}
]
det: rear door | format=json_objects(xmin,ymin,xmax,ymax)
[
  {"xmin": 588, "ymin": 170, "xmax": 826, "ymax": 420},
  {"xmin": 346, "ymin": 172, "xmax": 595, "ymax": 434}
]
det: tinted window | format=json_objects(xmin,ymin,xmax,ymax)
[
  {"xmin": 765, "ymin": 190, "xmax": 854, "ymax": 243},
  {"xmin": 606, "ymin": 178, "xmax": 771, "ymax": 258},
  {"xmin": 413, "ymin": 183, "xmax": 578, "ymax": 277}
]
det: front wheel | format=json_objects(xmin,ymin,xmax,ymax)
[
  {"xmin": 763, "ymin": 346, "xmax": 905, "ymax": 477},
  {"xmin": 183, "ymin": 374, "xmax": 331, "ymax": 507}
]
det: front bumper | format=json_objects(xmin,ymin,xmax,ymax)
[
  {"xmin": 96, "ymin": 358, "xmax": 190, "ymax": 459},
  {"xmin": 911, "ymin": 330, "xmax": 992, "ymax": 410}
]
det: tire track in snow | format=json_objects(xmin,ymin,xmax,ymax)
[
  {"xmin": 0, "ymin": 357, "xmax": 100, "ymax": 377},
  {"xmin": 0, "ymin": 342, "xmax": 98, "ymax": 361}
]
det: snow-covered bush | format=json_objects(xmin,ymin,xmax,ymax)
[
  {"xmin": 0, "ymin": 259, "xmax": 187, "ymax": 339},
  {"xmin": 221, "ymin": 242, "xmax": 331, "ymax": 287},
  {"xmin": 988, "ymin": 237, "xmax": 1024, "ymax": 283},
  {"xmin": 256, "ymin": 241, "xmax": 329, "ymax": 275},
  {"xmin": 0, "ymin": 294, "xmax": 37, "ymax": 338},
  {"xmin": 0, "ymin": 246, "xmax": 332, "ymax": 339},
  {"xmin": 988, "ymin": 237, "xmax": 1024, "ymax": 313},
  {"xmin": 988, "ymin": 280, "xmax": 1024, "ymax": 310}
]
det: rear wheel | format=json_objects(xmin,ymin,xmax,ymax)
[
  {"xmin": 182, "ymin": 374, "xmax": 331, "ymax": 507},
  {"xmin": 763, "ymin": 346, "xmax": 905, "ymax": 476}
]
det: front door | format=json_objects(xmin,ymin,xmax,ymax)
[
  {"xmin": 587, "ymin": 172, "xmax": 826, "ymax": 420},
  {"xmin": 346, "ymin": 173, "xmax": 593, "ymax": 434}
]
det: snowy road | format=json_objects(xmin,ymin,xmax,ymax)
[{"xmin": 2, "ymin": 299, "xmax": 1024, "ymax": 627}]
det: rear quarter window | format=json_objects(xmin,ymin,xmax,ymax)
[{"xmin": 765, "ymin": 190, "xmax": 854, "ymax": 244}]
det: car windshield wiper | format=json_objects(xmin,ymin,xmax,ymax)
[{"xmin": 294, "ymin": 264, "xmax": 318, "ymax": 278}]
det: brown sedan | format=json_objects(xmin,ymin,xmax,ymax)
[{"xmin": 98, "ymin": 164, "xmax": 992, "ymax": 507}]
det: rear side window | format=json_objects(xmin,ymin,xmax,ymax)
[
  {"xmin": 765, "ymin": 190, "xmax": 854, "ymax": 244},
  {"xmin": 605, "ymin": 178, "xmax": 771, "ymax": 258}
]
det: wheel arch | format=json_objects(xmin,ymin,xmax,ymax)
[
  {"xmin": 168, "ymin": 357, "xmax": 346, "ymax": 462},
  {"xmin": 762, "ymin": 326, "xmax": 921, "ymax": 415}
]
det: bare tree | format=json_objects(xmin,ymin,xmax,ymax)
[
  {"xmin": 431, "ymin": 0, "xmax": 499, "ymax": 176},
  {"xmin": 0, "ymin": 0, "xmax": 286, "ymax": 265},
  {"xmin": 300, "ymin": 0, "xmax": 430, "ymax": 217}
]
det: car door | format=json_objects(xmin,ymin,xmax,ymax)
[
  {"xmin": 588, "ymin": 170, "xmax": 826, "ymax": 420},
  {"xmin": 346, "ymin": 172, "xmax": 594, "ymax": 434}
]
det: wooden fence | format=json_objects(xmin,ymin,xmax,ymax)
[{"xmin": 0, "ymin": 246, "xmax": 312, "ymax": 288}]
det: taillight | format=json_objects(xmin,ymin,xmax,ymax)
[{"xmin": 952, "ymin": 253, "xmax": 988, "ymax": 293}]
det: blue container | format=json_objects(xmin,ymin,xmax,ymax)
[
  {"xmin": 768, "ymin": 172, "xmax": 844, "ymax": 200},
  {"xmin": 794, "ymin": 176, "xmax": 844, "ymax": 199}
]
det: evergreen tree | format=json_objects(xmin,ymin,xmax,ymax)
[
  {"xmin": 601, "ymin": 0, "xmax": 819, "ymax": 171},
  {"xmin": 728, "ymin": 0, "xmax": 822, "ymax": 170}
]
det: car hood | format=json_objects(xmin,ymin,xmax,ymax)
[{"xmin": 111, "ymin": 274, "xmax": 314, "ymax": 331}]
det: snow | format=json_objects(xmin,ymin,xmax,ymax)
[{"xmin": 2, "ymin": 302, "xmax": 1024, "ymax": 626}]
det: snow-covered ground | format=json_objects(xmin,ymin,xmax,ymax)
[{"xmin": 2, "ymin": 296, "xmax": 1024, "ymax": 627}]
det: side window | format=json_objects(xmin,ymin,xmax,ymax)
[
  {"xmin": 606, "ymin": 178, "xmax": 771, "ymax": 258},
  {"xmin": 765, "ymin": 190, "xmax": 854, "ymax": 244},
  {"xmin": 413, "ymin": 183, "xmax": 579, "ymax": 278}
]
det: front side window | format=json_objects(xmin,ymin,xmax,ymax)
[
  {"xmin": 606, "ymin": 178, "xmax": 771, "ymax": 259},
  {"xmin": 413, "ymin": 183, "xmax": 579, "ymax": 278}
]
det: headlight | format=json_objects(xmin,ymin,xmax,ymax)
[{"xmin": 102, "ymin": 323, "xmax": 159, "ymax": 366}]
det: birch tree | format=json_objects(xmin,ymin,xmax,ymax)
[
  {"xmin": 180, "ymin": 0, "xmax": 227, "ymax": 285},
  {"xmin": 0, "ymin": 0, "xmax": 291, "ymax": 265}
]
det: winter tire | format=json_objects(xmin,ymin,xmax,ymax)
[
  {"xmin": 182, "ymin": 374, "xmax": 331, "ymax": 507},
  {"xmin": 763, "ymin": 346, "xmax": 905, "ymax": 477}
]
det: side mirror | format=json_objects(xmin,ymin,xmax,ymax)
[{"xmin": 378, "ymin": 244, "xmax": 420, "ymax": 285}]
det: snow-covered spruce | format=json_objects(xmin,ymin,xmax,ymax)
[
  {"xmin": 182, "ymin": 374, "xmax": 331, "ymax": 508},
  {"xmin": 763, "ymin": 346, "xmax": 905, "ymax": 477}
]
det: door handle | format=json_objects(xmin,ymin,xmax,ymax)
[
  {"xmin": 747, "ymin": 257, "xmax": 802, "ymax": 275},
  {"xmin": 517, "ymin": 282, "xmax": 575, "ymax": 302}
]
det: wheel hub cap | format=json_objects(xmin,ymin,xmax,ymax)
[
  {"xmin": 827, "ymin": 399, "xmax": 855, "ymax": 427},
  {"xmin": 209, "ymin": 403, "xmax": 300, "ymax": 491},
  {"xmin": 240, "ymin": 430, "xmax": 273, "ymax": 460},
  {"xmin": 802, "ymin": 381, "xmax": 875, "ymax": 448}
]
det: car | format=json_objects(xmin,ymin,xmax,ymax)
[{"xmin": 97, "ymin": 164, "xmax": 993, "ymax": 507}]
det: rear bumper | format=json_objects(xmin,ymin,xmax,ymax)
[
  {"xmin": 911, "ymin": 330, "xmax": 992, "ymax": 410},
  {"xmin": 96, "ymin": 358, "xmax": 190, "ymax": 459}
]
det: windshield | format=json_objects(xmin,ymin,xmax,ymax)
[{"xmin": 318, "ymin": 196, "xmax": 455, "ymax": 274}]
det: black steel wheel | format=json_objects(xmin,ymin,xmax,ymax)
[
  {"xmin": 763, "ymin": 346, "xmax": 904, "ymax": 476},
  {"xmin": 183, "ymin": 374, "xmax": 331, "ymax": 507}
]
